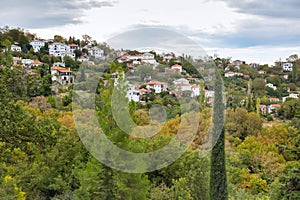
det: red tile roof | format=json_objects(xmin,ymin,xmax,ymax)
[
  {"xmin": 176, "ymin": 83, "xmax": 191, "ymax": 87},
  {"xmin": 139, "ymin": 88, "xmax": 150, "ymax": 93},
  {"xmin": 191, "ymin": 85, "xmax": 200, "ymax": 89},
  {"xmin": 51, "ymin": 66, "xmax": 72, "ymax": 73},
  {"xmin": 32, "ymin": 60, "xmax": 43, "ymax": 65},
  {"xmin": 69, "ymin": 44, "xmax": 78, "ymax": 47},
  {"xmin": 147, "ymin": 81, "xmax": 167, "ymax": 85}
]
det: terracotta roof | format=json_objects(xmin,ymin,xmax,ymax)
[
  {"xmin": 59, "ymin": 69, "xmax": 72, "ymax": 73},
  {"xmin": 271, "ymin": 104, "xmax": 281, "ymax": 108},
  {"xmin": 172, "ymin": 64, "xmax": 182, "ymax": 67},
  {"xmin": 68, "ymin": 44, "xmax": 78, "ymax": 47},
  {"xmin": 32, "ymin": 60, "xmax": 43, "ymax": 65},
  {"xmin": 269, "ymin": 98, "xmax": 280, "ymax": 101},
  {"xmin": 147, "ymin": 81, "xmax": 167, "ymax": 85},
  {"xmin": 51, "ymin": 66, "xmax": 72, "ymax": 73},
  {"xmin": 176, "ymin": 83, "xmax": 191, "ymax": 87},
  {"xmin": 139, "ymin": 88, "xmax": 150, "ymax": 93},
  {"xmin": 191, "ymin": 85, "xmax": 200, "ymax": 89}
]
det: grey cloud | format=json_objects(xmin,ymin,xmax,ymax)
[
  {"xmin": 216, "ymin": 0, "xmax": 300, "ymax": 19},
  {"xmin": 130, "ymin": 20, "xmax": 300, "ymax": 48},
  {"xmin": 210, "ymin": 19, "xmax": 300, "ymax": 47},
  {"xmin": 0, "ymin": 0, "xmax": 116, "ymax": 28}
]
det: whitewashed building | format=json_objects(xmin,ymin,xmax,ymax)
[
  {"xmin": 142, "ymin": 52, "xmax": 155, "ymax": 59},
  {"xmin": 191, "ymin": 85, "xmax": 200, "ymax": 97},
  {"xmin": 224, "ymin": 72, "xmax": 243, "ymax": 78},
  {"xmin": 283, "ymin": 63, "xmax": 293, "ymax": 72},
  {"xmin": 173, "ymin": 78, "xmax": 189, "ymax": 85},
  {"xmin": 175, "ymin": 83, "xmax": 192, "ymax": 91},
  {"xmin": 22, "ymin": 59, "xmax": 33, "ymax": 65},
  {"xmin": 146, "ymin": 81, "xmax": 168, "ymax": 93},
  {"xmin": 49, "ymin": 43, "xmax": 75, "ymax": 59},
  {"xmin": 142, "ymin": 58, "xmax": 157, "ymax": 66},
  {"xmin": 127, "ymin": 84, "xmax": 140, "ymax": 102},
  {"xmin": 283, "ymin": 93, "xmax": 299, "ymax": 102},
  {"xmin": 30, "ymin": 40, "xmax": 45, "ymax": 52},
  {"xmin": 11, "ymin": 44, "xmax": 21, "ymax": 51},
  {"xmin": 266, "ymin": 83, "xmax": 277, "ymax": 90},
  {"xmin": 68, "ymin": 44, "xmax": 79, "ymax": 53},
  {"xmin": 89, "ymin": 47, "xmax": 104, "ymax": 59},
  {"xmin": 205, "ymin": 90, "xmax": 215, "ymax": 98},
  {"xmin": 50, "ymin": 65, "xmax": 74, "ymax": 84},
  {"xmin": 171, "ymin": 64, "xmax": 183, "ymax": 73}
]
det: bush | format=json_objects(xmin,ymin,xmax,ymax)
[{"xmin": 267, "ymin": 115, "xmax": 274, "ymax": 121}]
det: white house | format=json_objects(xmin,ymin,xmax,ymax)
[
  {"xmin": 68, "ymin": 44, "xmax": 79, "ymax": 53},
  {"xmin": 49, "ymin": 43, "xmax": 68, "ymax": 56},
  {"xmin": 283, "ymin": 63, "xmax": 293, "ymax": 72},
  {"xmin": 49, "ymin": 43, "xmax": 75, "ymax": 59},
  {"xmin": 260, "ymin": 104, "xmax": 280, "ymax": 115},
  {"xmin": 22, "ymin": 59, "xmax": 33, "ymax": 65},
  {"xmin": 142, "ymin": 58, "xmax": 157, "ymax": 66},
  {"xmin": 175, "ymin": 83, "xmax": 192, "ymax": 91},
  {"xmin": 163, "ymin": 53, "xmax": 175, "ymax": 62},
  {"xmin": 205, "ymin": 90, "xmax": 215, "ymax": 98},
  {"xmin": 53, "ymin": 62, "xmax": 65, "ymax": 67},
  {"xmin": 173, "ymin": 78, "xmax": 189, "ymax": 85},
  {"xmin": 31, "ymin": 60, "xmax": 44, "ymax": 67},
  {"xmin": 171, "ymin": 64, "xmax": 182, "ymax": 73},
  {"xmin": 127, "ymin": 84, "xmax": 140, "ymax": 102},
  {"xmin": 88, "ymin": 47, "xmax": 104, "ymax": 59},
  {"xmin": 11, "ymin": 44, "xmax": 21, "ymax": 51},
  {"xmin": 50, "ymin": 66, "xmax": 74, "ymax": 84},
  {"xmin": 146, "ymin": 81, "xmax": 168, "ymax": 93},
  {"xmin": 282, "ymin": 93, "xmax": 299, "ymax": 102},
  {"xmin": 258, "ymin": 70, "xmax": 266, "ymax": 75},
  {"xmin": 13, "ymin": 57, "xmax": 22, "ymax": 65},
  {"xmin": 127, "ymin": 54, "xmax": 143, "ymax": 61},
  {"xmin": 266, "ymin": 83, "xmax": 277, "ymax": 90},
  {"xmin": 143, "ymin": 52, "xmax": 155, "ymax": 59},
  {"xmin": 191, "ymin": 85, "xmax": 200, "ymax": 97},
  {"xmin": 224, "ymin": 72, "xmax": 243, "ymax": 78},
  {"xmin": 30, "ymin": 40, "xmax": 45, "ymax": 52}
]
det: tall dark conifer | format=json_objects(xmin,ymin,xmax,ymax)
[{"xmin": 209, "ymin": 68, "xmax": 228, "ymax": 200}]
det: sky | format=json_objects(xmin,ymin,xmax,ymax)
[{"xmin": 0, "ymin": 0, "xmax": 300, "ymax": 65}]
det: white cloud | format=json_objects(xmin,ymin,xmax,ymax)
[
  {"xmin": 0, "ymin": 0, "xmax": 116, "ymax": 28},
  {"xmin": 1, "ymin": 0, "xmax": 299, "ymax": 64}
]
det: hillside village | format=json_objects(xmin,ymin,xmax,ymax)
[{"xmin": 2, "ymin": 27, "xmax": 299, "ymax": 120}]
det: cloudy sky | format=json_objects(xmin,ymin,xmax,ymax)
[{"xmin": 1, "ymin": 0, "xmax": 299, "ymax": 64}]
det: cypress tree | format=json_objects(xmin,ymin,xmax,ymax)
[{"xmin": 209, "ymin": 68, "xmax": 228, "ymax": 200}]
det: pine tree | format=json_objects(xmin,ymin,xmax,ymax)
[{"xmin": 209, "ymin": 68, "xmax": 228, "ymax": 200}]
